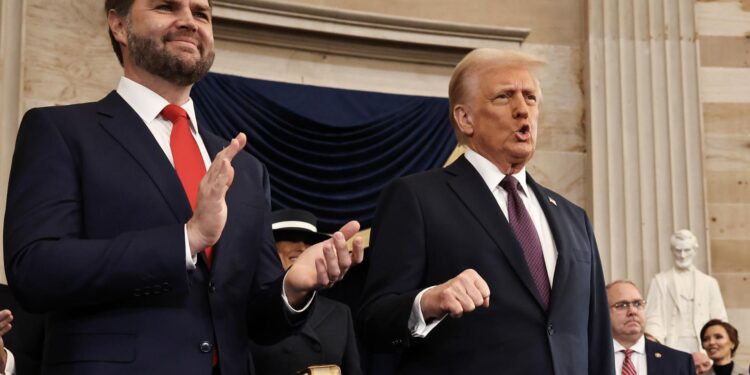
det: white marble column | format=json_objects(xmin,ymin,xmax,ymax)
[
  {"xmin": 0, "ymin": 0, "xmax": 25, "ymax": 284},
  {"xmin": 585, "ymin": 0, "xmax": 707, "ymax": 289}
]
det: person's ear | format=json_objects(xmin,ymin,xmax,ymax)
[
  {"xmin": 108, "ymin": 9, "xmax": 128, "ymax": 47},
  {"xmin": 453, "ymin": 105, "xmax": 474, "ymax": 138}
]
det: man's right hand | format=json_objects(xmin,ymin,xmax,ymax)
[
  {"xmin": 0, "ymin": 309, "xmax": 12, "ymax": 371},
  {"xmin": 186, "ymin": 133, "xmax": 247, "ymax": 256},
  {"xmin": 420, "ymin": 269, "xmax": 490, "ymax": 320}
]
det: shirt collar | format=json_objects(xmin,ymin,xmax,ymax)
[
  {"xmin": 613, "ymin": 335, "xmax": 646, "ymax": 354},
  {"xmin": 116, "ymin": 76, "xmax": 199, "ymax": 133},
  {"xmin": 463, "ymin": 148, "xmax": 528, "ymax": 195}
]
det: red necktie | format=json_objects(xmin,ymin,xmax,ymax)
[
  {"xmin": 162, "ymin": 104, "xmax": 219, "ymax": 368},
  {"xmin": 161, "ymin": 104, "xmax": 214, "ymax": 268},
  {"xmin": 621, "ymin": 349, "xmax": 637, "ymax": 375},
  {"xmin": 500, "ymin": 175, "xmax": 551, "ymax": 308}
]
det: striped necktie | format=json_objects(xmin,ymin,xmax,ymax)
[
  {"xmin": 621, "ymin": 349, "xmax": 637, "ymax": 375},
  {"xmin": 500, "ymin": 175, "xmax": 550, "ymax": 307}
]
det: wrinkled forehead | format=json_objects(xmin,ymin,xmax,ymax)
[
  {"xmin": 474, "ymin": 64, "xmax": 539, "ymax": 89},
  {"xmin": 607, "ymin": 283, "xmax": 642, "ymax": 302}
]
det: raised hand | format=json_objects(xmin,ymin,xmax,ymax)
[
  {"xmin": 420, "ymin": 269, "xmax": 490, "ymax": 320},
  {"xmin": 187, "ymin": 133, "xmax": 247, "ymax": 255},
  {"xmin": 0, "ymin": 309, "xmax": 12, "ymax": 370},
  {"xmin": 283, "ymin": 221, "xmax": 365, "ymax": 307}
]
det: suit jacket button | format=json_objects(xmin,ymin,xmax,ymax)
[
  {"xmin": 199, "ymin": 341, "xmax": 212, "ymax": 353},
  {"xmin": 391, "ymin": 339, "xmax": 402, "ymax": 345},
  {"xmin": 547, "ymin": 323, "xmax": 555, "ymax": 336},
  {"xmin": 208, "ymin": 281, "xmax": 216, "ymax": 293}
]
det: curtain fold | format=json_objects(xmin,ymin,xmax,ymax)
[{"xmin": 192, "ymin": 73, "xmax": 455, "ymax": 233}]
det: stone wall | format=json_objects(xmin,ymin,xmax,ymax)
[{"xmin": 696, "ymin": 0, "xmax": 750, "ymax": 365}]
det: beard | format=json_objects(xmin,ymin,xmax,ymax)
[{"xmin": 127, "ymin": 23, "xmax": 215, "ymax": 86}]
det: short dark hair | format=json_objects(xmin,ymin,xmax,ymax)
[
  {"xmin": 700, "ymin": 319, "xmax": 740, "ymax": 356},
  {"xmin": 105, "ymin": 0, "xmax": 135, "ymax": 66},
  {"xmin": 104, "ymin": 0, "xmax": 213, "ymax": 66}
]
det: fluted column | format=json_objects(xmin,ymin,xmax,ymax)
[
  {"xmin": 0, "ymin": 0, "xmax": 24, "ymax": 284},
  {"xmin": 585, "ymin": 0, "xmax": 707, "ymax": 289}
]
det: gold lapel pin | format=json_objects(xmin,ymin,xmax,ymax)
[
  {"xmin": 655, "ymin": 352, "xmax": 662, "ymax": 358},
  {"xmin": 548, "ymin": 197, "xmax": 557, "ymax": 206}
]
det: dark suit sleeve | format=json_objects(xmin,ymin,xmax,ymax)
[
  {"xmin": 341, "ymin": 305, "xmax": 363, "ymax": 375},
  {"xmin": 3, "ymin": 108, "xmax": 188, "ymax": 313},
  {"xmin": 244, "ymin": 163, "xmax": 306, "ymax": 344},
  {"xmin": 584, "ymin": 215, "xmax": 615, "ymax": 374},
  {"xmin": 359, "ymin": 178, "xmax": 425, "ymax": 350}
]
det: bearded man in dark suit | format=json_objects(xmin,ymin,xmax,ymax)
[{"xmin": 3, "ymin": 1, "xmax": 363, "ymax": 374}]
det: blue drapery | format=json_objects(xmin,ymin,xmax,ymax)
[{"xmin": 192, "ymin": 73, "xmax": 456, "ymax": 233}]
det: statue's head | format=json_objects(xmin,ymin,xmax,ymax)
[{"xmin": 670, "ymin": 229, "xmax": 698, "ymax": 270}]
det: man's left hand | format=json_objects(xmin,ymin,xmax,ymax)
[{"xmin": 283, "ymin": 221, "xmax": 365, "ymax": 307}]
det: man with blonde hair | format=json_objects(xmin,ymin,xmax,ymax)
[
  {"xmin": 645, "ymin": 229, "xmax": 727, "ymax": 353},
  {"xmin": 360, "ymin": 48, "xmax": 613, "ymax": 374}
]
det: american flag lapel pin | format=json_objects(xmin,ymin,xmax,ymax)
[{"xmin": 548, "ymin": 197, "xmax": 557, "ymax": 206}]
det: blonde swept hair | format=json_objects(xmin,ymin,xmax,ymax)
[{"xmin": 448, "ymin": 48, "xmax": 546, "ymax": 145}]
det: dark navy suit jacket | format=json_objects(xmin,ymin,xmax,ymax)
[
  {"xmin": 359, "ymin": 155, "xmax": 614, "ymax": 374},
  {"xmin": 249, "ymin": 296, "xmax": 362, "ymax": 375},
  {"xmin": 645, "ymin": 339, "xmax": 696, "ymax": 375},
  {"xmin": 3, "ymin": 92, "xmax": 296, "ymax": 375},
  {"xmin": 0, "ymin": 284, "xmax": 44, "ymax": 375}
]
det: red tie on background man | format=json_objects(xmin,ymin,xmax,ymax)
[
  {"xmin": 161, "ymin": 104, "xmax": 214, "ymax": 268},
  {"xmin": 162, "ymin": 104, "xmax": 219, "ymax": 368},
  {"xmin": 621, "ymin": 349, "xmax": 637, "ymax": 375}
]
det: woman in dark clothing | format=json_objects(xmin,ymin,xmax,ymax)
[{"xmin": 701, "ymin": 319, "xmax": 746, "ymax": 375}]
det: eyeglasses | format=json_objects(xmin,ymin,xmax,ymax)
[{"xmin": 610, "ymin": 300, "xmax": 647, "ymax": 311}]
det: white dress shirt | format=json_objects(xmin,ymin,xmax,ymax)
[
  {"xmin": 115, "ymin": 77, "xmax": 311, "ymax": 313},
  {"xmin": 116, "ymin": 76, "xmax": 209, "ymax": 270},
  {"xmin": 3, "ymin": 348, "xmax": 15, "ymax": 375},
  {"xmin": 614, "ymin": 336, "xmax": 648, "ymax": 375},
  {"xmin": 409, "ymin": 149, "xmax": 559, "ymax": 337}
]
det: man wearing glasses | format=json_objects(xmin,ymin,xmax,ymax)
[{"xmin": 607, "ymin": 280, "xmax": 695, "ymax": 375}]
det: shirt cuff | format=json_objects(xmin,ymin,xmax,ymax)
[
  {"xmin": 281, "ymin": 273, "xmax": 315, "ymax": 314},
  {"xmin": 184, "ymin": 225, "xmax": 197, "ymax": 270},
  {"xmin": 3, "ymin": 348, "xmax": 16, "ymax": 375},
  {"xmin": 409, "ymin": 286, "xmax": 446, "ymax": 337}
]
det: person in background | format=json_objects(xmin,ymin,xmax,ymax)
[
  {"xmin": 607, "ymin": 280, "xmax": 695, "ymax": 375},
  {"xmin": 249, "ymin": 209, "xmax": 362, "ymax": 375},
  {"xmin": 701, "ymin": 319, "xmax": 745, "ymax": 375},
  {"xmin": 692, "ymin": 351, "xmax": 713, "ymax": 375}
]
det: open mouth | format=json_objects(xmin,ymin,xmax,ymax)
[{"xmin": 515, "ymin": 125, "xmax": 531, "ymax": 141}]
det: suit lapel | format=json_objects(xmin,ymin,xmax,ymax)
[
  {"xmin": 446, "ymin": 156, "xmax": 546, "ymax": 310},
  {"xmin": 526, "ymin": 175, "xmax": 572, "ymax": 310},
  {"xmin": 645, "ymin": 340, "xmax": 662, "ymax": 373},
  {"xmin": 96, "ymin": 91, "xmax": 192, "ymax": 222},
  {"xmin": 299, "ymin": 299, "xmax": 336, "ymax": 346}
]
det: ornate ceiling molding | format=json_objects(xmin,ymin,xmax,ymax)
[{"xmin": 212, "ymin": 0, "xmax": 530, "ymax": 66}]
